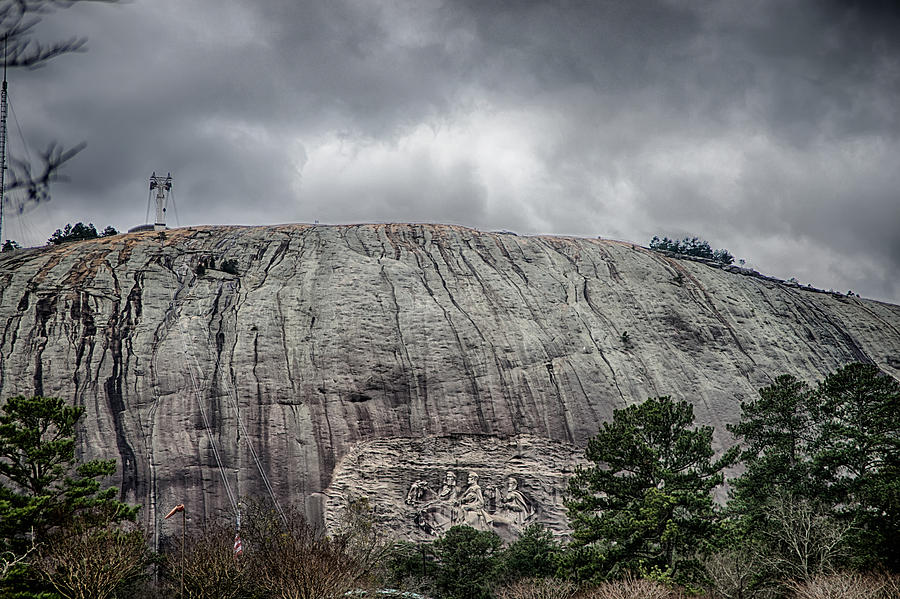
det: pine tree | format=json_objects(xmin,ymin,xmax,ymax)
[
  {"xmin": 565, "ymin": 396, "xmax": 737, "ymax": 583},
  {"xmin": 0, "ymin": 395, "xmax": 136, "ymax": 596}
]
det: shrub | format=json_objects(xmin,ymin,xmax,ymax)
[
  {"xmin": 498, "ymin": 577, "xmax": 579, "ymax": 599},
  {"xmin": 500, "ymin": 524, "xmax": 562, "ymax": 583},
  {"xmin": 36, "ymin": 522, "xmax": 151, "ymax": 599},
  {"xmin": 159, "ymin": 519, "xmax": 250, "ymax": 599},
  {"xmin": 221, "ymin": 259, "xmax": 239, "ymax": 275},
  {"xmin": 787, "ymin": 571, "xmax": 900, "ymax": 599},
  {"xmin": 578, "ymin": 575, "xmax": 687, "ymax": 599},
  {"xmin": 244, "ymin": 503, "xmax": 376, "ymax": 599},
  {"xmin": 433, "ymin": 525, "xmax": 503, "ymax": 599}
]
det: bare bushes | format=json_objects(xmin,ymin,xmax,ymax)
[
  {"xmin": 702, "ymin": 547, "xmax": 766, "ymax": 599},
  {"xmin": 498, "ymin": 578, "xmax": 580, "ymax": 599},
  {"xmin": 246, "ymin": 504, "xmax": 372, "ymax": 599},
  {"xmin": 497, "ymin": 576, "xmax": 687, "ymax": 599},
  {"xmin": 577, "ymin": 576, "xmax": 686, "ymax": 599},
  {"xmin": 786, "ymin": 572, "xmax": 900, "ymax": 599},
  {"xmin": 159, "ymin": 500, "xmax": 385, "ymax": 599},
  {"xmin": 755, "ymin": 494, "xmax": 852, "ymax": 582},
  {"xmin": 36, "ymin": 522, "xmax": 151, "ymax": 599},
  {"xmin": 160, "ymin": 519, "xmax": 249, "ymax": 599}
]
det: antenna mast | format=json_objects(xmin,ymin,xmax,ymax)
[
  {"xmin": 149, "ymin": 172, "xmax": 172, "ymax": 231},
  {"xmin": 0, "ymin": 37, "xmax": 8, "ymax": 245}
]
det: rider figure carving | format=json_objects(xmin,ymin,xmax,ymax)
[{"xmin": 458, "ymin": 471, "xmax": 491, "ymax": 528}]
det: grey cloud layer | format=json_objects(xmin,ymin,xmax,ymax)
[{"xmin": 5, "ymin": 0, "xmax": 898, "ymax": 302}]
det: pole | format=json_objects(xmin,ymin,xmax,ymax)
[
  {"xmin": 0, "ymin": 36, "xmax": 8, "ymax": 246},
  {"xmin": 164, "ymin": 504, "xmax": 186, "ymax": 597},
  {"xmin": 421, "ymin": 543, "xmax": 426, "ymax": 578}
]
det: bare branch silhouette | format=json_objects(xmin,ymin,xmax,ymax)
[
  {"xmin": 6, "ymin": 142, "xmax": 85, "ymax": 213},
  {"xmin": 0, "ymin": 1, "xmax": 117, "ymax": 223},
  {"xmin": 0, "ymin": 1, "xmax": 118, "ymax": 68}
]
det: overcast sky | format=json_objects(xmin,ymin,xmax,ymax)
[{"xmin": 3, "ymin": 0, "xmax": 899, "ymax": 303}]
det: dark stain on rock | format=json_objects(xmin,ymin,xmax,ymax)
[{"xmin": 33, "ymin": 294, "xmax": 58, "ymax": 396}]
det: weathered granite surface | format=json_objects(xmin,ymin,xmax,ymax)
[{"xmin": 0, "ymin": 224, "xmax": 898, "ymax": 544}]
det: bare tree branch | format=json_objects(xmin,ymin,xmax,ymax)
[
  {"xmin": 0, "ymin": 1, "xmax": 118, "ymax": 69},
  {"xmin": 0, "ymin": 1, "xmax": 117, "ymax": 222},
  {"xmin": 36, "ymin": 522, "xmax": 150, "ymax": 599},
  {"xmin": 5, "ymin": 141, "xmax": 85, "ymax": 209},
  {"xmin": 0, "ymin": 536, "xmax": 35, "ymax": 582}
]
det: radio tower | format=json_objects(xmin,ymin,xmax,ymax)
[
  {"xmin": 0, "ymin": 38, "xmax": 8, "ymax": 245},
  {"xmin": 149, "ymin": 172, "xmax": 172, "ymax": 231}
]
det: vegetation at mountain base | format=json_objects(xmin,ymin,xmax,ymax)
[
  {"xmin": 650, "ymin": 236, "xmax": 734, "ymax": 265},
  {"xmin": 565, "ymin": 396, "xmax": 738, "ymax": 585},
  {"xmin": 728, "ymin": 363, "xmax": 900, "ymax": 581},
  {"xmin": 1, "ymin": 239, "xmax": 21, "ymax": 252},
  {"xmin": 499, "ymin": 523, "xmax": 563, "ymax": 583},
  {"xmin": 432, "ymin": 525, "xmax": 505, "ymax": 599},
  {"xmin": 36, "ymin": 522, "xmax": 151, "ymax": 599},
  {"xmin": 1, "ymin": 362, "xmax": 896, "ymax": 598},
  {"xmin": 47, "ymin": 222, "xmax": 118, "ymax": 245},
  {"xmin": 0, "ymin": 395, "xmax": 138, "ymax": 597}
]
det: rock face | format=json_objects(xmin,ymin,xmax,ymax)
[{"xmin": 1, "ymin": 224, "xmax": 898, "ymax": 545}]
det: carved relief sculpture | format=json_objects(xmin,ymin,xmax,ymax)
[
  {"xmin": 499, "ymin": 477, "xmax": 534, "ymax": 528},
  {"xmin": 458, "ymin": 472, "xmax": 491, "ymax": 528},
  {"xmin": 405, "ymin": 470, "xmax": 535, "ymax": 538}
]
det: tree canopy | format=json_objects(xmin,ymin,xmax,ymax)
[
  {"xmin": 729, "ymin": 363, "xmax": 900, "ymax": 575},
  {"xmin": 47, "ymin": 222, "xmax": 118, "ymax": 245},
  {"xmin": 565, "ymin": 396, "xmax": 737, "ymax": 584},
  {"xmin": 649, "ymin": 236, "xmax": 734, "ymax": 265},
  {"xmin": 433, "ymin": 525, "xmax": 504, "ymax": 599}
]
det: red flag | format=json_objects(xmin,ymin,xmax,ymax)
[
  {"xmin": 233, "ymin": 533, "xmax": 243, "ymax": 557},
  {"xmin": 164, "ymin": 504, "xmax": 185, "ymax": 519}
]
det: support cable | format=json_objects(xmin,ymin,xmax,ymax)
[
  {"xmin": 178, "ymin": 315, "xmax": 239, "ymax": 515},
  {"xmin": 8, "ymin": 94, "xmax": 32, "ymax": 165},
  {"xmin": 145, "ymin": 186, "xmax": 152, "ymax": 225},
  {"xmin": 185, "ymin": 276, "xmax": 287, "ymax": 525},
  {"xmin": 218, "ymin": 366, "xmax": 287, "ymax": 525},
  {"xmin": 168, "ymin": 263, "xmax": 288, "ymax": 534},
  {"xmin": 170, "ymin": 189, "xmax": 180, "ymax": 227}
]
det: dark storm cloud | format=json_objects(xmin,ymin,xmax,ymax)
[{"xmin": 4, "ymin": 0, "xmax": 898, "ymax": 302}]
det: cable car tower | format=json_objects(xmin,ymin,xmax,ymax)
[{"xmin": 149, "ymin": 171, "xmax": 172, "ymax": 231}]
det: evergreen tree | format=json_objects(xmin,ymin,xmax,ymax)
[
  {"xmin": 729, "ymin": 364, "xmax": 900, "ymax": 573},
  {"xmin": 813, "ymin": 364, "xmax": 900, "ymax": 569},
  {"xmin": 0, "ymin": 395, "xmax": 136, "ymax": 597},
  {"xmin": 565, "ymin": 396, "xmax": 737, "ymax": 584},
  {"xmin": 433, "ymin": 525, "xmax": 503, "ymax": 599},
  {"xmin": 649, "ymin": 235, "xmax": 734, "ymax": 265},
  {"xmin": 727, "ymin": 375, "xmax": 817, "ymax": 517},
  {"xmin": 499, "ymin": 523, "xmax": 562, "ymax": 582},
  {"xmin": 47, "ymin": 222, "xmax": 100, "ymax": 244}
]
